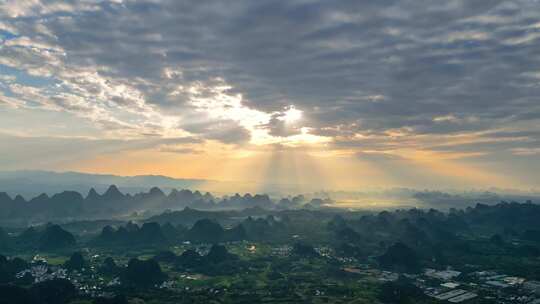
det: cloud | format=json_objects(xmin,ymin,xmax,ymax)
[
  {"xmin": 180, "ymin": 119, "xmax": 251, "ymax": 144},
  {"xmin": 265, "ymin": 109, "xmax": 303, "ymax": 137},
  {"xmin": 158, "ymin": 145, "xmax": 204, "ymax": 154},
  {"xmin": 0, "ymin": 132, "xmax": 194, "ymax": 168},
  {"xmin": 201, "ymin": 123, "xmax": 252, "ymax": 145},
  {"xmin": 356, "ymin": 151, "xmax": 404, "ymax": 162},
  {"xmin": 0, "ymin": 0, "xmax": 539, "ymax": 164}
]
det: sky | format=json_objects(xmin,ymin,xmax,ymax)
[{"xmin": 0, "ymin": 0, "xmax": 540, "ymax": 192}]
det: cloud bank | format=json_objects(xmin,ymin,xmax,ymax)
[{"xmin": 1, "ymin": 0, "xmax": 539, "ymax": 188}]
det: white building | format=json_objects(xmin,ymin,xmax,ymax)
[{"xmin": 425, "ymin": 269, "xmax": 462, "ymax": 280}]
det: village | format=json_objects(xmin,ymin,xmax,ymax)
[{"xmin": 8, "ymin": 241, "xmax": 540, "ymax": 304}]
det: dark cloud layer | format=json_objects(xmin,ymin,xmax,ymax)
[{"xmin": 0, "ymin": 0, "xmax": 539, "ymax": 157}]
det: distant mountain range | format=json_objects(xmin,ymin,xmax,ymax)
[
  {"xmin": 1, "ymin": 171, "xmax": 538, "ymax": 225},
  {"xmin": 0, "ymin": 170, "xmax": 207, "ymax": 198},
  {"xmin": 0, "ymin": 170, "xmax": 316, "ymax": 198},
  {"xmin": 0, "ymin": 183, "xmax": 323, "ymax": 226}
]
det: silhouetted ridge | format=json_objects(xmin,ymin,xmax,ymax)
[
  {"xmin": 161, "ymin": 222, "xmax": 182, "ymax": 241},
  {"xmin": 378, "ymin": 242, "xmax": 420, "ymax": 273},
  {"xmin": 30, "ymin": 193, "xmax": 49, "ymax": 203},
  {"xmin": 102, "ymin": 185, "xmax": 124, "ymax": 200},
  {"xmin": 122, "ymin": 258, "xmax": 166, "ymax": 288},
  {"xmin": 224, "ymin": 224, "xmax": 247, "ymax": 242},
  {"xmin": 64, "ymin": 252, "xmax": 86, "ymax": 271},
  {"xmin": 176, "ymin": 249, "xmax": 203, "ymax": 269},
  {"xmin": 95, "ymin": 222, "xmax": 167, "ymax": 246},
  {"xmin": 39, "ymin": 224, "xmax": 76, "ymax": 250},
  {"xmin": 16, "ymin": 227, "xmax": 40, "ymax": 249},
  {"xmin": 139, "ymin": 222, "xmax": 167, "ymax": 243},
  {"xmin": 187, "ymin": 219, "xmax": 224, "ymax": 243},
  {"xmin": 86, "ymin": 188, "xmax": 100, "ymax": 200},
  {"xmin": 51, "ymin": 191, "xmax": 83, "ymax": 202},
  {"xmin": 0, "ymin": 186, "xmax": 336, "ymax": 222},
  {"xmin": 149, "ymin": 186, "xmax": 165, "ymax": 197},
  {"xmin": 13, "ymin": 195, "xmax": 26, "ymax": 204},
  {"xmin": 206, "ymin": 244, "xmax": 237, "ymax": 263},
  {"xmin": 173, "ymin": 246, "xmax": 241, "ymax": 275},
  {"xmin": 0, "ymin": 192, "xmax": 12, "ymax": 203}
]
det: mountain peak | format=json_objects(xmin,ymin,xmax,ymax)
[
  {"xmin": 86, "ymin": 188, "xmax": 100, "ymax": 200},
  {"xmin": 106, "ymin": 184, "xmax": 120, "ymax": 192},
  {"xmin": 30, "ymin": 193, "xmax": 49, "ymax": 203},
  {"xmin": 0, "ymin": 192, "xmax": 12, "ymax": 202},
  {"xmin": 168, "ymin": 189, "xmax": 179, "ymax": 197},
  {"xmin": 51, "ymin": 191, "xmax": 84, "ymax": 202},
  {"xmin": 14, "ymin": 195, "xmax": 26, "ymax": 204},
  {"xmin": 36, "ymin": 193, "xmax": 49, "ymax": 199},
  {"xmin": 103, "ymin": 185, "xmax": 124, "ymax": 200},
  {"xmin": 149, "ymin": 186, "xmax": 165, "ymax": 196}
]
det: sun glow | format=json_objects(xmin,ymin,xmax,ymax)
[
  {"xmin": 281, "ymin": 106, "xmax": 303, "ymax": 123},
  {"xmin": 187, "ymin": 80, "xmax": 329, "ymax": 146}
]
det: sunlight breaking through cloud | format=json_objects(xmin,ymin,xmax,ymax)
[{"xmin": 0, "ymin": 0, "xmax": 539, "ymax": 189}]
